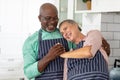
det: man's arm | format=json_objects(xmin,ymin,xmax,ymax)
[
  {"xmin": 102, "ymin": 37, "xmax": 110, "ymax": 56},
  {"xmin": 23, "ymin": 39, "xmax": 41, "ymax": 79}
]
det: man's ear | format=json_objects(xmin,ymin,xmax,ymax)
[{"xmin": 38, "ymin": 15, "xmax": 41, "ymax": 22}]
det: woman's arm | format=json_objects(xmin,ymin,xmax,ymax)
[
  {"xmin": 60, "ymin": 46, "xmax": 92, "ymax": 58},
  {"xmin": 84, "ymin": 30, "xmax": 102, "ymax": 57}
]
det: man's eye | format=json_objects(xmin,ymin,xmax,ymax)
[{"xmin": 45, "ymin": 17, "xmax": 51, "ymax": 20}]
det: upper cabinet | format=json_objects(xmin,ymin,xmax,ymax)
[
  {"xmin": 92, "ymin": 0, "xmax": 120, "ymax": 12},
  {"xmin": 75, "ymin": 0, "xmax": 120, "ymax": 13}
]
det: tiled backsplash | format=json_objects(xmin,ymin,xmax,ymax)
[{"xmin": 101, "ymin": 12, "xmax": 120, "ymax": 70}]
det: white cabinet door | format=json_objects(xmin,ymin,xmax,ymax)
[
  {"xmin": 0, "ymin": 51, "xmax": 25, "ymax": 79},
  {"xmin": 92, "ymin": 0, "xmax": 120, "ymax": 12},
  {"xmin": 0, "ymin": 56, "xmax": 24, "ymax": 79}
]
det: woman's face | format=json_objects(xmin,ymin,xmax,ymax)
[{"xmin": 59, "ymin": 22, "xmax": 78, "ymax": 42}]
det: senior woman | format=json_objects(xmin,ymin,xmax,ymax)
[{"xmin": 59, "ymin": 19, "xmax": 109, "ymax": 80}]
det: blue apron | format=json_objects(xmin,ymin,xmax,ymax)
[
  {"xmin": 35, "ymin": 29, "xmax": 69, "ymax": 80},
  {"xmin": 67, "ymin": 41, "xmax": 109, "ymax": 80}
]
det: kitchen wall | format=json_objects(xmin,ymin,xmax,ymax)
[{"xmin": 101, "ymin": 12, "xmax": 120, "ymax": 70}]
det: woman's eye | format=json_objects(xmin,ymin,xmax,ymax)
[{"xmin": 63, "ymin": 27, "xmax": 67, "ymax": 31}]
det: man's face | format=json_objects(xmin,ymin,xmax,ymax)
[{"xmin": 38, "ymin": 9, "xmax": 59, "ymax": 32}]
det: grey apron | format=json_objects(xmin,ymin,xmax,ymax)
[
  {"xmin": 67, "ymin": 41, "xmax": 109, "ymax": 80},
  {"xmin": 35, "ymin": 29, "xmax": 69, "ymax": 80}
]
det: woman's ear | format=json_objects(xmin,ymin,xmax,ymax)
[{"xmin": 78, "ymin": 26, "xmax": 82, "ymax": 31}]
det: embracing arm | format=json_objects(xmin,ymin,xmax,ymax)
[{"xmin": 60, "ymin": 46, "xmax": 92, "ymax": 58}]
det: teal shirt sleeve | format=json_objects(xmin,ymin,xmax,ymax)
[
  {"xmin": 22, "ymin": 31, "xmax": 41, "ymax": 79},
  {"xmin": 67, "ymin": 41, "xmax": 76, "ymax": 50}
]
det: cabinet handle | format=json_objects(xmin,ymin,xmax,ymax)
[
  {"xmin": 19, "ymin": 78, "xmax": 24, "ymax": 80},
  {"xmin": 0, "ymin": 25, "xmax": 1, "ymax": 32},
  {"xmin": 8, "ymin": 58, "xmax": 14, "ymax": 61},
  {"xmin": 8, "ymin": 69, "xmax": 14, "ymax": 71},
  {"xmin": 0, "ymin": 48, "xmax": 1, "ymax": 54}
]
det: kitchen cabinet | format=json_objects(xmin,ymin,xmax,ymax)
[
  {"xmin": 0, "ymin": 57, "xmax": 24, "ymax": 80},
  {"xmin": 92, "ymin": 0, "xmax": 120, "ymax": 12}
]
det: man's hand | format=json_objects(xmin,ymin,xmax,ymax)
[
  {"xmin": 47, "ymin": 43, "xmax": 65, "ymax": 61},
  {"xmin": 38, "ymin": 43, "xmax": 65, "ymax": 72},
  {"xmin": 102, "ymin": 38, "xmax": 110, "ymax": 56}
]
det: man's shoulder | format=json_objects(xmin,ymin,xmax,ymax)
[{"xmin": 24, "ymin": 31, "xmax": 39, "ymax": 44}]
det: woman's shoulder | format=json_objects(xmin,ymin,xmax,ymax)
[{"xmin": 87, "ymin": 30, "xmax": 101, "ymax": 35}]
